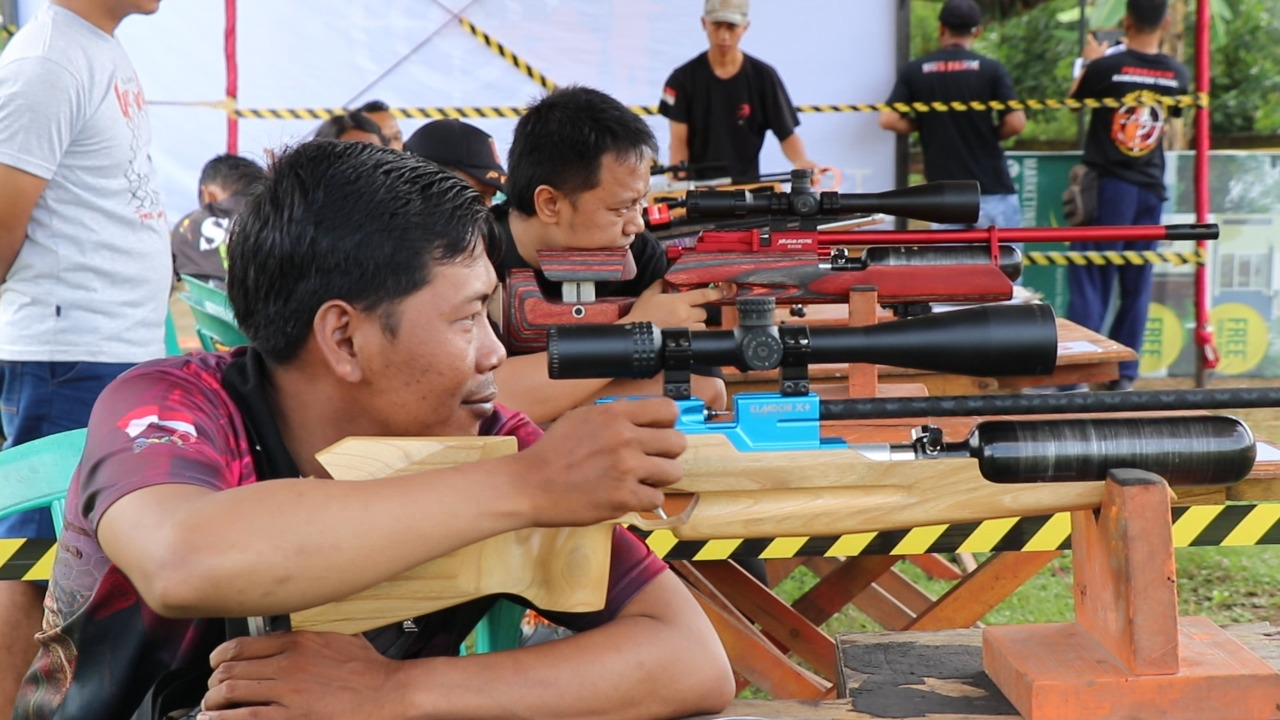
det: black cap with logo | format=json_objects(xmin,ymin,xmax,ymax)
[{"xmin": 404, "ymin": 119, "xmax": 508, "ymax": 190}]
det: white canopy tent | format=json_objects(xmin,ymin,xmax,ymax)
[{"xmin": 15, "ymin": 0, "xmax": 898, "ymax": 220}]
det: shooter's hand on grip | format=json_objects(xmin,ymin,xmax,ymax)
[
  {"xmin": 516, "ymin": 398, "xmax": 687, "ymax": 527},
  {"xmin": 620, "ymin": 281, "xmax": 731, "ymax": 329}
]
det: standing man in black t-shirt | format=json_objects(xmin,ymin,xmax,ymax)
[
  {"xmin": 1065, "ymin": 0, "xmax": 1188, "ymax": 391},
  {"xmin": 486, "ymin": 86, "xmax": 728, "ymax": 424},
  {"xmin": 658, "ymin": 0, "xmax": 823, "ymax": 181},
  {"xmin": 879, "ymin": 0, "xmax": 1026, "ymax": 232}
]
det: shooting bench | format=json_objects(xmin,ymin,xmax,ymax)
[{"xmin": 679, "ymin": 623, "xmax": 1280, "ymax": 720}]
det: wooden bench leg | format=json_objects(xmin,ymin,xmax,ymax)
[
  {"xmin": 906, "ymin": 551, "xmax": 1060, "ymax": 631},
  {"xmin": 791, "ymin": 556, "xmax": 898, "ymax": 627},
  {"xmin": 675, "ymin": 561, "xmax": 833, "ymax": 700}
]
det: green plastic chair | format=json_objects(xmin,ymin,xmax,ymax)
[
  {"xmin": 164, "ymin": 310, "xmax": 183, "ymax": 356},
  {"xmin": 176, "ymin": 275, "xmax": 249, "ymax": 350},
  {"xmin": 0, "ymin": 428, "xmax": 87, "ymax": 538},
  {"xmin": 472, "ymin": 598, "xmax": 525, "ymax": 654}
]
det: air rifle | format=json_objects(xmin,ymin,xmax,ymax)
[
  {"xmin": 283, "ymin": 299, "xmax": 1258, "ymax": 635},
  {"xmin": 501, "ymin": 174, "xmax": 1219, "ymax": 353},
  {"xmin": 501, "ymin": 178, "xmax": 994, "ymax": 353}
]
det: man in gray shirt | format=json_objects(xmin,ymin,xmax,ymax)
[{"xmin": 0, "ymin": 0, "xmax": 168, "ymax": 711}]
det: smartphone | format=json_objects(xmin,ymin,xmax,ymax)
[{"xmin": 1092, "ymin": 29, "xmax": 1125, "ymax": 46}]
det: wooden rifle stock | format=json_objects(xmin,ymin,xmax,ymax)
[{"xmin": 289, "ymin": 413, "xmax": 1253, "ymax": 635}]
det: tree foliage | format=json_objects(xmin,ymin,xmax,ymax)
[{"xmin": 910, "ymin": 0, "xmax": 1280, "ymax": 141}]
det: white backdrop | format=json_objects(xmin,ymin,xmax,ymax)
[{"xmin": 16, "ymin": 0, "xmax": 899, "ymax": 220}]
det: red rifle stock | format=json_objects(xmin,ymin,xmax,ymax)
[
  {"xmin": 500, "ymin": 222, "xmax": 1218, "ymax": 355},
  {"xmin": 501, "ymin": 249, "xmax": 637, "ymax": 354}
]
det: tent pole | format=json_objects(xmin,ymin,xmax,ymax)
[
  {"xmin": 1192, "ymin": 0, "xmax": 1216, "ymax": 386},
  {"xmin": 225, "ymin": 0, "xmax": 239, "ymax": 155}
]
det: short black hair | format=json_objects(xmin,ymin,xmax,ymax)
[
  {"xmin": 357, "ymin": 99, "xmax": 391, "ymax": 114},
  {"xmin": 313, "ymin": 111, "xmax": 387, "ymax": 145},
  {"xmin": 505, "ymin": 85, "xmax": 657, "ymax": 217},
  {"xmin": 227, "ymin": 140, "xmax": 491, "ymax": 364},
  {"xmin": 198, "ymin": 154, "xmax": 264, "ymax": 196},
  {"xmin": 1127, "ymin": 0, "xmax": 1167, "ymax": 31}
]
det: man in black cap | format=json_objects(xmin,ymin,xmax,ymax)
[
  {"xmin": 879, "ymin": 0, "xmax": 1026, "ymax": 231},
  {"xmin": 405, "ymin": 119, "xmax": 508, "ymax": 205}
]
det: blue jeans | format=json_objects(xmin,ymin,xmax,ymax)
[
  {"xmin": 1066, "ymin": 176, "xmax": 1164, "ymax": 382},
  {"xmin": 934, "ymin": 192, "xmax": 1023, "ymax": 231},
  {"xmin": 935, "ymin": 193, "xmax": 1024, "ymax": 284},
  {"xmin": 0, "ymin": 361, "xmax": 135, "ymax": 540}
]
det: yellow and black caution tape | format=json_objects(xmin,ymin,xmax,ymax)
[
  {"xmin": 1025, "ymin": 248, "xmax": 1205, "ymax": 267},
  {"xmin": 634, "ymin": 503, "xmax": 1280, "ymax": 561},
  {"xmin": 457, "ymin": 17, "xmax": 556, "ymax": 93},
  {"xmin": 1, "ymin": 23, "xmax": 17, "ymax": 42},
  {"xmin": 228, "ymin": 91, "xmax": 1208, "ymax": 121},
  {"xmin": 5, "ymin": 504, "xmax": 1274, "ymax": 580},
  {"xmin": 0, "ymin": 538, "xmax": 55, "ymax": 582},
  {"xmin": 231, "ymin": 105, "xmax": 528, "ymax": 121},
  {"xmin": 801, "ymin": 90, "xmax": 1208, "ymax": 115}
]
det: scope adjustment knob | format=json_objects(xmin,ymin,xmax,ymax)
[{"xmin": 736, "ymin": 297, "xmax": 776, "ymax": 326}]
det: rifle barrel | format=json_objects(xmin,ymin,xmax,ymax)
[{"xmin": 817, "ymin": 223, "xmax": 1219, "ymax": 246}]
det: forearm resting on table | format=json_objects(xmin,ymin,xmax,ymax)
[
  {"xmin": 98, "ymin": 460, "xmax": 538, "ymax": 618},
  {"xmin": 393, "ymin": 573, "xmax": 734, "ymax": 720}
]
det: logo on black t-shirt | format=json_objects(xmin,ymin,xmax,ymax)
[
  {"xmin": 1110, "ymin": 90, "xmax": 1172, "ymax": 158},
  {"xmin": 736, "ymin": 103, "xmax": 752, "ymax": 124}
]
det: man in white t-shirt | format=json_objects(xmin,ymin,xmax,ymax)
[{"xmin": 0, "ymin": 0, "xmax": 168, "ymax": 711}]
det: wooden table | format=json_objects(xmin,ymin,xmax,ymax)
[
  {"xmin": 682, "ymin": 623, "xmax": 1279, "ymax": 719},
  {"xmin": 720, "ymin": 312, "xmax": 1135, "ymax": 397}
]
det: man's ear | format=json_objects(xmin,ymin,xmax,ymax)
[
  {"xmin": 312, "ymin": 300, "xmax": 365, "ymax": 384},
  {"xmin": 973, "ymin": 25, "xmax": 984, "ymax": 40},
  {"xmin": 531, "ymin": 184, "xmax": 562, "ymax": 225}
]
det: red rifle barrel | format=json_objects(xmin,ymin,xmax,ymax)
[{"xmin": 812, "ymin": 223, "xmax": 1218, "ymax": 246}]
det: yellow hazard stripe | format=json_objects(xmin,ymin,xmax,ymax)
[
  {"xmin": 627, "ymin": 503, "xmax": 1279, "ymax": 561},
  {"xmin": 9, "ymin": 503, "xmax": 1273, "ymax": 580},
  {"xmin": 1025, "ymin": 249, "xmax": 1204, "ymax": 266},
  {"xmin": 1, "ymin": 23, "xmax": 16, "ymax": 40},
  {"xmin": 457, "ymin": 17, "xmax": 556, "ymax": 92},
  {"xmin": 227, "ymin": 93, "xmax": 1208, "ymax": 122},
  {"xmin": 0, "ymin": 539, "xmax": 58, "ymax": 582}
]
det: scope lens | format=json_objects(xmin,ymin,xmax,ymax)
[{"xmin": 547, "ymin": 323, "xmax": 662, "ymax": 379}]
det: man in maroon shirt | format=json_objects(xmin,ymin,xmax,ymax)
[{"xmin": 15, "ymin": 140, "xmax": 733, "ymax": 720}]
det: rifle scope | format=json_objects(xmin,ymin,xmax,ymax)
[
  {"xmin": 683, "ymin": 171, "xmax": 980, "ymax": 226},
  {"xmin": 547, "ymin": 298, "xmax": 1057, "ymax": 379}
]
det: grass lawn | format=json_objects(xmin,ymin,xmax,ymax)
[{"xmin": 773, "ymin": 545, "xmax": 1280, "ymax": 636}]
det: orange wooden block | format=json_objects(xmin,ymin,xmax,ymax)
[
  {"xmin": 845, "ymin": 287, "xmax": 879, "ymax": 398},
  {"xmin": 984, "ymin": 470, "xmax": 1280, "ymax": 719},
  {"xmin": 984, "ymin": 617, "xmax": 1280, "ymax": 720}
]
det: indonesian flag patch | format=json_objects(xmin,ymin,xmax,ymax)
[
  {"xmin": 117, "ymin": 406, "xmax": 198, "ymax": 440},
  {"xmin": 661, "ymin": 86, "xmax": 677, "ymax": 106}
]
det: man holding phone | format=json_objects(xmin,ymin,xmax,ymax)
[{"xmin": 1064, "ymin": 0, "xmax": 1188, "ymax": 392}]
